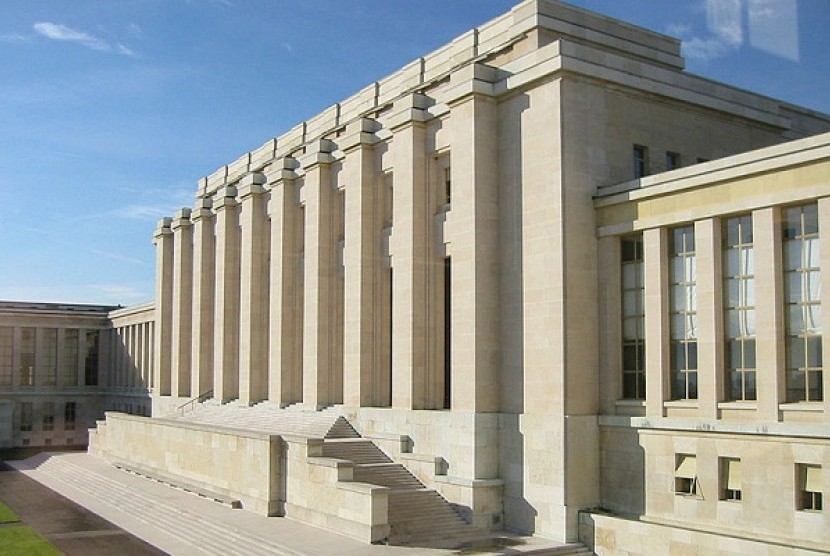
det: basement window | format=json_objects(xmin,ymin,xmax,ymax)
[
  {"xmin": 675, "ymin": 454, "xmax": 698, "ymax": 496},
  {"xmin": 798, "ymin": 464, "xmax": 823, "ymax": 511}
]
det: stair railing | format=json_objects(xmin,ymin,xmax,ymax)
[{"xmin": 176, "ymin": 389, "xmax": 214, "ymax": 416}]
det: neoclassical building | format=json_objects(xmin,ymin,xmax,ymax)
[{"xmin": 7, "ymin": 0, "xmax": 830, "ymax": 552}]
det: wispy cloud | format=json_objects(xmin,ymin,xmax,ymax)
[
  {"xmin": 33, "ymin": 22, "xmax": 136, "ymax": 56},
  {"xmin": 668, "ymin": 0, "xmax": 744, "ymax": 63},
  {"xmin": 0, "ymin": 32, "xmax": 30, "ymax": 43}
]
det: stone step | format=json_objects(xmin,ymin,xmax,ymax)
[
  {"xmin": 322, "ymin": 439, "xmax": 391, "ymax": 464},
  {"xmin": 15, "ymin": 454, "xmax": 300, "ymax": 556},
  {"xmin": 352, "ymin": 463, "xmax": 424, "ymax": 489}
]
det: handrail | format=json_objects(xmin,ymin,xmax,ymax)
[{"xmin": 176, "ymin": 389, "xmax": 214, "ymax": 416}]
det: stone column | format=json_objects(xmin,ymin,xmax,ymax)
[
  {"xmin": 191, "ymin": 198, "xmax": 215, "ymax": 398},
  {"xmin": 342, "ymin": 119, "xmax": 381, "ymax": 407},
  {"xmin": 213, "ymin": 185, "xmax": 241, "ymax": 403},
  {"xmin": 696, "ymin": 218, "xmax": 721, "ymax": 419},
  {"xmin": 644, "ymin": 227, "xmax": 669, "ymax": 417},
  {"xmin": 754, "ymin": 208, "xmax": 784, "ymax": 421},
  {"xmin": 153, "ymin": 217, "xmax": 174, "ymax": 397},
  {"xmin": 171, "ymin": 208, "xmax": 194, "ymax": 398},
  {"xmin": 266, "ymin": 158, "xmax": 303, "ymax": 406},
  {"xmin": 238, "ymin": 172, "xmax": 269, "ymax": 405},
  {"xmin": 301, "ymin": 140, "xmax": 340, "ymax": 408},
  {"xmin": 446, "ymin": 80, "xmax": 500, "ymax": 413},
  {"xmin": 389, "ymin": 94, "xmax": 430, "ymax": 410}
]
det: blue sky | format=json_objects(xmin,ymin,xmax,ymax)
[{"xmin": 1, "ymin": 0, "xmax": 828, "ymax": 306}]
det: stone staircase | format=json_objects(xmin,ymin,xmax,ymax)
[{"xmin": 321, "ymin": 437, "xmax": 483, "ymax": 546}]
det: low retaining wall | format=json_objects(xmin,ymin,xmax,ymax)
[{"xmin": 90, "ymin": 412, "xmax": 282, "ymax": 515}]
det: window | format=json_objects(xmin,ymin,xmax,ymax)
[
  {"xmin": 0, "ymin": 327, "xmax": 12, "ymax": 388},
  {"xmin": 783, "ymin": 205, "xmax": 822, "ymax": 402},
  {"xmin": 797, "ymin": 464, "xmax": 822, "ymax": 511},
  {"xmin": 720, "ymin": 458, "xmax": 742, "ymax": 501},
  {"xmin": 675, "ymin": 454, "xmax": 698, "ymax": 495},
  {"xmin": 19, "ymin": 402, "xmax": 32, "ymax": 432},
  {"xmin": 63, "ymin": 329, "xmax": 79, "ymax": 387},
  {"xmin": 666, "ymin": 151, "xmax": 681, "ymax": 171},
  {"xmin": 84, "ymin": 330, "xmax": 100, "ymax": 386},
  {"xmin": 670, "ymin": 226, "xmax": 698, "ymax": 400},
  {"xmin": 19, "ymin": 327, "xmax": 35, "ymax": 387},
  {"xmin": 64, "ymin": 401, "xmax": 76, "ymax": 431},
  {"xmin": 42, "ymin": 328, "xmax": 57, "ymax": 387},
  {"xmin": 633, "ymin": 145, "xmax": 648, "ymax": 178},
  {"xmin": 444, "ymin": 166, "xmax": 452, "ymax": 205},
  {"xmin": 724, "ymin": 215, "xmax": 756, "ymax": 401},
  {"xmin": 42, "ymin": 401, "xmax": 55, "ymax": 431},
  {"xmin": 621, "ymin": 236, "xmax": 645, "ymax": 399}
]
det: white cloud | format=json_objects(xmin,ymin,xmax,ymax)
[
  {"xmin": 33, "ymin": 22, "xmax": 136, "ymax": 56},
  {"xmin": 0, "ymin": 32, "xmax": 30, "ymax": 43}
]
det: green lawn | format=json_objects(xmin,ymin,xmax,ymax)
[
  {"xmin": 0, "ymin": 501, "xmax": 19, "ymax": 523},
  {"xmin": 0, "ymin": 526, "xmax": 62, "ymax": 555}
]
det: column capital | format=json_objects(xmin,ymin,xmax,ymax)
[
  {"xmin": 387, "ymin": 93, "xmax": 431, "ymax": 131},
  {"xmin": 171, "ymin": 208, "xmax": 193, "ymax": 230},
  {"xmin": 191, "ymin": 197, "xmax": 214, "ymax": 221},
  {"xmin": 153, "ymin": 217, "xmax": 173, "ymax": 240},
  {"xmin": 340, "ymin": 118, "xmax": 381, "ymax": 153},
  {"xmin": 445, "ymin": 63, "xmax": 499, "ymax": 107},
  {"xmin": 265, "ymin": 156, "xmax": 300, "ymax": 186},
  {"xmin": 300, "ymin": 139, "xmax": 336, "ymax": 170},
  {"xmin": 237, "ymin": 172, "xmax": 267, "ymax": 200},
  {"xmin": 213, "ymin": 186, "xmax": 238, "ymax": 212}
]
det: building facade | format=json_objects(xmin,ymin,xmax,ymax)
[
  {"xmin": 0, "ymin": 301, "xmax": 153, "ymax": 449},
  {"xmin": 8, "ymin": 0, "xmax": 830, "ymax": 552}
]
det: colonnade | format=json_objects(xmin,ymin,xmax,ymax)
[{"xmin": 153, "ymin": 87, "xmax": 502, "ymax": 412}]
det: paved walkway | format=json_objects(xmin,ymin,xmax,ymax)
[
  {"xmin": 0, "ymin": 460, "xmax": 165, "ymax": 555},
  {"xmin": 7, "ymin": 452, "xmax": 583, "ymax": 556}
]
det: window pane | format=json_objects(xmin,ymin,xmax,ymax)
[
  {"xmin": 807, "ymin": 336, "xmax": 823, "ymax": 367},
  {"xmin": 623, "ymin": 345, "xmax": 638, "ymax": 369},
  {"xmin": 687, "ymin": 371, "xmax": 698, "ymax": 398},
  {"xmin": 727, "ymin": 339, "xmax": 742, "ymax": 369},
  {"xmin": 807, "ymin": 370, "xmax": 823, "ymax": 401},
  {"xmin": 725, "ymin": 218, "xmax": 740, "ymax": 247},
  {"xmin": 687, "ymin": 342, "xmax": 698, "ymax": 370},
  {"xmin": 788, "ymin": 337, "xmax": 805, "ymax": 368},
  {"xmin": 623, "ymin": 372, "xmax": 637, "ymax": 398},
  {"xmin": 725, "ymin": 250, "xmax": 739, "ymax": 276},
  {"xmin": 785, "ymin": 240, "xmax": 801, "ymax": 269},
  {"xmin": 788, "ymin": 369, "xmax": 806, "ymax": 401},
  {"xmin": 804, "ymin": 204, "xmax": 819, "ymax": 234},
  {"xmin": 806, "ymin": 238, "xmax": 821, "ymax": 268},
  {"xmin": 726, "ymin": 310, "xmax": 740, "ymax": 338},
  {"xmin": 672, "ymin": 342, "xmax": 686, "ymax": 370},
  {"xmin": 672, "ymin": 257, "xmax": 685, "ymax": 281},
  {"xmin": 728, "ymin": 371, "xmax": 743, "ymax": 400},
  {"xmin": 744, "ymin": 371, "xmax": 757, "ymax": 400},
  {"xmin": 789, "ymin": 305, "xmax": 805, "ymax": 332},
  {"xmin": 741, "ymin": 216, "xmax": 753, "ymax": 243},
  {"xmin": 623, "ymin": 265, "xmax": 637, "ymax": 288},
  {"xmin": 744, "ymin": 339, "xmax": 756, "ymax": 368}
]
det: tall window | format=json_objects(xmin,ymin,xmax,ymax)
[
  {"xmin": 633, "ymin": 145, "xmax": 648, "ymax": 178},
  {"xmin": 64, "ymin": 401, "xmax": 76, "ymax": 431},
  {"xmin": 42, "ymin": 328, "xmax": 57, "ymax": 387},
  {"xmin": 621, "ymin": 236, "xmax": 645, "ymax": 399},
  {"xmin": 0, "ymin": 327, "xmax": 12, "ymax": 388},
  {"xmin": 19, "ymin": 402, "xmax": 32, "ymax": 432},
  {"xmin": 19, "ymin": 327, "xmax": 35, "ymax": 387},
  {"xmin": 63, "ymin": 329, "xmax": 79, "ymax": 387},
  {"xmin": 783, "ymin": 205, "xmax": 822, "ymax": 402},
  {"xmin": 42, "ymin": 401, "xmax": 55, "ymax": 431},
  {"xmin": 84, "ymin": 330, "xmax": 100, "ymax": 386},
  {"xmin": 666, "ymin": 151, "xmax": 681, "ymax": 171},
  {"xmin": 724, "ymin": 216, "xmax": 756, "ymax": 401},
  {"xmin": 674, "ymin": 454, "xmax": 698, "ymax": 495},
  {"xmin": 671, "ymin": 226, "xmax": 697, "ymax": 400}
]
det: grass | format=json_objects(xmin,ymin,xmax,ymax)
[
  {"xmin": 0, "ymin": 526, "xmax": 62, "ymax": 555},
  {"xmin": 0, "ymin": 501, "xmax": 19, "ymax": 524}
]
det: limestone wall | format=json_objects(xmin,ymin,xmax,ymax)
[
  {"xmin": 580, "ymin": 511, "xmax": 828, "ymax": 555},
  {"xmin": 93, "ymin": 412, "xmax": 282, "ymax": 515}
]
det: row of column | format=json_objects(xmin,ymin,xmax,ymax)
[
  {"xmin": 602, "ymin": 202, "xmax": 830, "ymax": 420},
  {"xmin": 109, "ymin": 322, "xmax": 154, "ymax": 390},
  {"xmin": 153, "ymin": 87, "xmax": 501, "ymax": 413}
]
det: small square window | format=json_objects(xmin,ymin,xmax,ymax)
[
  {"xmin": 675, "ymin": 454, "xmax": 698, "ymax": 496},
  {"xmin": 797, "ymin": 464, "xmax": 823, "ymax": 511},
  {"xmin": 720, "ymin": 458, "xmax": 742, "ymax": 501}
]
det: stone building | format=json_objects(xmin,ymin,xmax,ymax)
[
  {"xmin": 7, "ymin": 0, "xmax": 830, "ymax": 552},
  {"xmin": 0, "ymin": 301, "xmax": 153, "ymax": 448}
]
